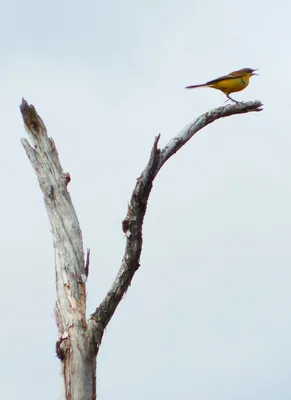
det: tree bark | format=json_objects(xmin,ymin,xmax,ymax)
[
  {"xmin": 20, "ymin": 98, "xmax": 262, "ymax": 399},
  {"xmin": 20, "ymin": 100, "xmax": 96, "ymax": 400}
]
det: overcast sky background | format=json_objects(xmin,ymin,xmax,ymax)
[{"xmin": 1, "ymin": 0, "xmax": 291, "ymax": 399}]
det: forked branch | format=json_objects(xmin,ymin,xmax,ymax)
[{"xmin": 20, "ymin": 97, "xmax": 262, "ymax": 399}]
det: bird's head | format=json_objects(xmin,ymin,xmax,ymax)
[
  {"xmin": 229, "ymin": 68, "xmax": 259, "ymax": 79},
  {"xmin": 243, "ymin": 68, "xmax": 259, "ymax": 77}
]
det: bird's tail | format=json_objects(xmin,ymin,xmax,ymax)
[{"xmin": 185, "ymin": 83, "xmax": 207, "ymax": 89}]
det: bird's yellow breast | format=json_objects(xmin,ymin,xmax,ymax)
[{"xmin": 208, "ymin": 75, "xmax": 251, "ymax": 94}]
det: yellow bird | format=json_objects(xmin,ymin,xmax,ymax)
[{"xmin": 185, "ymin": 68, "xmax": 258, "ymax": 103}]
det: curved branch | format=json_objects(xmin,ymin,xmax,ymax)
[
  {"xmin": 158, "ymin": 100, "xmax": 262, "ymax": 170},
  {"xmin": 90, "ymin": 99, "xmax": 263, "ymax": 343}
]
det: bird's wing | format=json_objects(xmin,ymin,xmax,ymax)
[{"xmin": 205, "ymin": 73, "xmax": 240, "ymax": 85}]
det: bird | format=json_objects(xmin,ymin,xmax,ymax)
[{"xmin": 185, "ymin": 68, "xmax": 258, "ymax": 103}]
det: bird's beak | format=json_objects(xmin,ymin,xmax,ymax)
[{"xmin": 252, "ymin": 69, "xmax": 259, "ymax": 75}]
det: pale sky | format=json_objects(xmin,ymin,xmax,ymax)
[{"xmin": 1, "ymin": 0, "xmax": 291, "ymax": 399}]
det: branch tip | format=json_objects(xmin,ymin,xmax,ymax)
[
  {"xmin": 147, "ymin": 133, "xmax": 161, "ymax": 166},
  {"xmin": 152, "ymin": 134, "xmax": 161, "ymax": 154},
  {"xmin": 154, "ymin": 134, "xmax": 161, "ymax": 147},
  {"xmin": 19, "ymin": 98, "xmax": 46, "ymax": 139}
]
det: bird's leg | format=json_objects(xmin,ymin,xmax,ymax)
[{"xmin": 226, "ymin": 94, "xmax": 240, "ymax": 104}]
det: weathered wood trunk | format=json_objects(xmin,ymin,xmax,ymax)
[{"xmin": 20, "ymin": 99, "xmax": 98, "ymax": 399}]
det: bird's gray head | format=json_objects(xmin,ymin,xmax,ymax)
[{"xmin": 243, "ymin": 68, "xmax": 259, "ymax": 75}]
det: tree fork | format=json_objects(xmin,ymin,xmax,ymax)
[{"xmin": 20, "ymin": 98, "xmax": 262, "ymax": 400}]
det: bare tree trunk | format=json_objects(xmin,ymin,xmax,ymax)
[{"xmin": 20, "ymin": 98, "xmax": 262, "ymax": 399}]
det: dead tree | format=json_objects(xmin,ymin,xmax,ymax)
[{"xmin": 20, "ymin": 98, "xmax": 263, "ymax": 400}]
